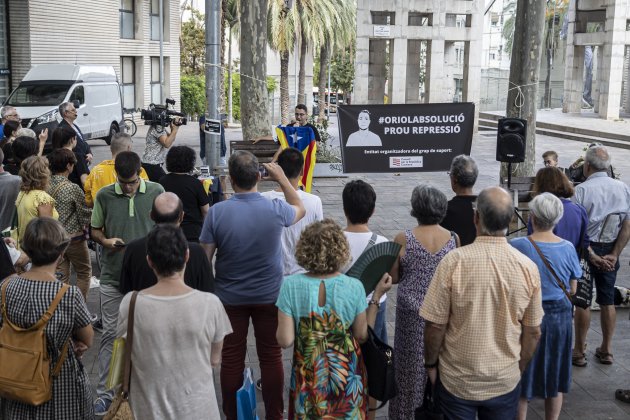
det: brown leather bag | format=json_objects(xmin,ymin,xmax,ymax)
[
  {"xmin": 0, "ymin": 279, "xmax": 71, "ymax": 405},
  {"xmin": 104, "ymin": 291, "xmax": 138, "ymax": 420}
]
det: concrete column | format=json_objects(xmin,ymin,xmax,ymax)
[
  {"xmin": 597, "ymin": 1, "xmax": 627, "ymax": 120},
  {"xmin": 426, "ymin": 39, "xmax": 446, "ymax": 102},
  {"xmin": 390, "ymin": 38, "xmax": 408, "ymax": 104},
  {"xmin": 562, "ymin": 45, "xmax": 585, "ymax": 113},
  {"xmin": 353, "ymin": 36, "xmax": 370, "ymax": 104},
  {"xmin": 624, "ymin": 46, "xmax": 630, "ymax": 113},
  {"xmin": 463, "ymin": 10, "xmax": 483, "ymax": 107},
  {"xmin": 368, "ymin": 39, "xmax": 387, "ymax": 104},
  {"xmin": 594, "ymin": 46, "xmax": 602, "ymax": 114},
  {"xmin": 406, "ymin": 40, "xmax": 422, "ymax": 103}
]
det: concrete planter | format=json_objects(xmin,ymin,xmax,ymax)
[{"xmin": 313, "ymin": 162, "xmax": 347, "ymax": 178}]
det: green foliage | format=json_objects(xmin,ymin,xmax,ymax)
[
  {"xmin": 309, "ymin": 116, "xmax": 340, "ymax": 163},
  {"xmin": 331, "ymin": 58, "xmax": 354, "ymax": 94},
  {"xmin": 224, "ymin": 73, "xmax": 277, "ymax": 122},
  {"xmin": 181, "ymin": 75, "xmax": 206, "ymax": 117},
  {"xmin": 180, "ymin": 8, "xmax": 206, "ymax": 76}
]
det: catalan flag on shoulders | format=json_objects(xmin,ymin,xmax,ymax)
[{"xmin": 275, "ymin": 125, "xmax": 317, "ymax": 192}]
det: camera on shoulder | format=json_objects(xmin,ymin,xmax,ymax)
[{"xmin": 140, "ymin": 98, "xmax": 188, "ymax": 127}]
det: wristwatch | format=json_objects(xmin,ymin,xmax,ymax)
[{"xmin": 368, "ymin": 298, "xmax": 381, "ymax": 308}]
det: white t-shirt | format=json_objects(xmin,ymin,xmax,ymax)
[
  {"xmin": 261, "ymin": 189, "xmax": 324, "ymax": 275},
  {"xmin": 343, "ymin": 231, "xmax": 389, "ymax": 303},
  {"xmin": 116, "ymin": 290, "xmax": 233, "ymax": 420}
]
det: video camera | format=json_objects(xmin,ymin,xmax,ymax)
[{"xmin": 140, "ymin": 98, "xmax": 187, "ymax": 127}]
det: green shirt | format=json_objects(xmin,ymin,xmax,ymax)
[{"xmin": 91, "ymin": 179, "xmax": 164, "ymax": 287}]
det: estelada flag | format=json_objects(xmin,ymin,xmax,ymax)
[{"xmin": 275, "ymin": 125, "xmax": 317, "ymax": 192}]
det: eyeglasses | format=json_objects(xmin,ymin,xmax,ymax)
[
  {"xmin": 117, "ymin": 177, "xmax": 140, "ymax": 186},
  {"xmin": 295, "ymin": 113, "xmax": 306, "ymax": 117}
]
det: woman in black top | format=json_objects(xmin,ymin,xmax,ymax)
[
  {"xmin": 0, "ymin": 120, "xmax": 21, "ymax": 169},
  {"xmin": 159, "ymin": 146, "xmax": 209, "ymax": 241},
  {"xmin": 51, "ymin": 127, "xmax": 89, "ymax": 189}
]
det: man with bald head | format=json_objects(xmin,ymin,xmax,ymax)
[
  {"xmin": 572, "ymin": 145, "xmax": 630, "ymax": 371},
  {"xmin": 119, "ymin": 192, "xmax": 214, "ymax": 294},
  {"xmin": 421, "ymin": 186, "xmax": 543, "ymax": 419}
]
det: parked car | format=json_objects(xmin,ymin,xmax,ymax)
[{"xmin": 4, "ymin": 64, "xmax": 124, "ymax": 145}]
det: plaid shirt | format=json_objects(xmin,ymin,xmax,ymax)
[
  {"xmin": 420, "ymin": 236, "xmax": 543, "ymax": 401},
  {"xmin": 48, "ymin": 175, "xmax": 92, "ymax": 236}
]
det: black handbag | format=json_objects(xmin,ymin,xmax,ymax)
[
  {"xmin": 415, "ymin": 377, "xmax": 444, "ymax": 420},
  {"xmin": 360, "ymin": 326, "xmax": 396, "ymax": 408},
  {"xmin": 573, "ymin": 251, "xmax": 593, "ymax": 309}
]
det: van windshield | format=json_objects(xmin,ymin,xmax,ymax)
[{"xmin": 5, "ymin": 82, "xmax": 73, "ymax": 107}]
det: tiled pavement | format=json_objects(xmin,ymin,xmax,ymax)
[{"xmin": 80, "ymin": 111, "xmax": 630, "ymax": 419}]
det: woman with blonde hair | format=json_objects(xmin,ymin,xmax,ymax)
[
  {"xmin": 15, "ymin": 155, "xmax": 58, "ymax": 246},
  {"xmin": 276, "ymin": 219, "xmax": 392, "ymax": 419}
]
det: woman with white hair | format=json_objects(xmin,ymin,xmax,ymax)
[{"xmin": 510, "ymin": 193, "xmax": 582, "ymax": 420}]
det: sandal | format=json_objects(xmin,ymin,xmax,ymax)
[
  {"xmin": 595, "ymin": 347, "xmax": 614, "ymax": 365},
  {"xmin": 615, "ymin": 389, "xmax": 630, "ymax": 404},
  {"xmin": 572, "ymin": 352, "xmax": 587, "ymax": 367}
]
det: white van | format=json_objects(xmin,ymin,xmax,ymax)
[{"xmin": 4, "ymin": 64, "xmax": 124, "ymax": 144}]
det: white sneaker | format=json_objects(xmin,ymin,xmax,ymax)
[{"xmin": 89, "ymin": 276, "xmax": 100, "ymax": 289}]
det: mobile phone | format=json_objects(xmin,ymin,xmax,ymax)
[
  {"xmin": 258, "ymin": 165, "xmax": 268, "ymax": 177},
  {"xmin": 114, "ymin": 241, "xmax": 126, "ymax": 248}
]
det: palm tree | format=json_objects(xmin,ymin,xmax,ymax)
[
  {"xmin": 267, "ymin": 0, "xmax": 299, "ymax": 123},
  {"xmin": 240, "ymin": 0, "xmax": 271, "ymax": 141}
]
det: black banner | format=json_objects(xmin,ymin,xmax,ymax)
[{"xmin": 338, "ymin": 103, "xmax": 474, "ymax": 173}]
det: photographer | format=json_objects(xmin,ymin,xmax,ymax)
[{"xmin": 141, "ymin": 116, "xmax": 182, "ymax": 182}]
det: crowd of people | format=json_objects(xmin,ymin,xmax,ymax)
[{"xmin": 1, "ymin": 108, "xmax": 630, "ymax": 420}]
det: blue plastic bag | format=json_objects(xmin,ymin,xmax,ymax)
[{"xmin": 236, "ymin": 368, "xmax": 259, "ymax": 420}]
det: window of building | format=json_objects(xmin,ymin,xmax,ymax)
[
  {"xmin": 408, "ymin": 12, "xmax": 431, "ymax": 26},
  {"xmin": 446, "ymin": 14, "xmax": 471, "ymax": 28},
  {"xmin": 489, "ymin": 52, "xmax": 496, "ymax": 60},
  {"xmin": 151, "ymin": 57, "xmax": 161, "ymax": 104},
  {"xmin": 120, "ymin": 0, "xmax": 134, "ymax": 39},
  {"xmin": 150, "ymin": 0, "xmax": 160, "ymax": 41},
  {"xmin": 371, "ymin": 11, "xmax": 395, "ymax": 25},
  {"xmin": 121, "ymin": 56, "xmax": 135, "ymax": 109}
]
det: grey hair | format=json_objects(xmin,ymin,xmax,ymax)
[
  {"xmin": 1, "ymin": 106, "xmax": 15, "ymax": 119},
  {"xmin": 110, "ymin": 132, "xmax": 133, "ymax": 155},
  {"xmin": 584, "ymin": 145, "xmax": 611, "ymax": 171},
  {"xmin": 15, "ymin": 128, "xmax": 36, "ymax": 139},
  {"xmin": 450, "ymin": 154, "xmax": 478, "ymax": 188},
  {"xmin": 58, "ymin": 101, "xmax": 73, "ymax": 116},
  {"xmin": 410, "ymin": 184, "xmax": 448, "ymax": 225},
  {"xmin": 476, "ymin": 187, "xmax": 513, "ymax": 236},
  {"xmin": 529, "ymin": 192, "xmax": 564, "ymax": 231}
]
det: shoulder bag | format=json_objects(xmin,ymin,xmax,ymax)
[
  {"xmin": 104, "ymin": 291, "xmax": 138, "ymax": 420},
  {"xmin": 360, "ymin": 326, "xmax": 397, "ymax": 409},
  {"xmin": 527, "ymin": 237, "xmax": 572, "ymax": 303}
]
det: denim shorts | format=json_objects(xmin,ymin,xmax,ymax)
[{"xmin": 589, "ymin": 242, "xmax": 620, "ymax": 305}]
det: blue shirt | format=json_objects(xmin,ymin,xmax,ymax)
[
  {"xmin": 510, "ymin": 237, "xmax": 582, "ymax": 302},
  {"xmin": 573, "ymin": 171, "xmax": 630, "ymax": 243},
  {"xmin": 199, "ymin": 192, "xmax": 295, "ymax": 305},
  {"xmin": 527, "ymin": 198, "xmax": 589, "ymax": 250}
]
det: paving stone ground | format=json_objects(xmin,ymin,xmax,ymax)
[{"xmin": 82, "ymin": 110, "xmax": 630, "ymax": 419}]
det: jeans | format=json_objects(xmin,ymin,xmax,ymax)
[
  {"xmin": 96, "ymin": 284, "xmax": 124, "ymax": 402},
  {"xmin": 437, "ymin": 378, "xmax": 520, "ymax": 420},
  {"xmin": 373, "ymin": 299, "xmax": 388, "ymax": 344},
  {"xmin": 221, "ymin": 304, "xmax": 284, "ymax": 420},
  {"xmin": 56, "ymin": 239, "xmax": 91, "ymax": 299},
  {"xmin": 589, "ymin": 242, "xmax": 619, "ymax": 305}
]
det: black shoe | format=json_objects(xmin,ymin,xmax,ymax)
[
  {"xmin": 256, "ymin": 378, "xmax": 262, "ymax": 391},
  {"xmin": 93, "ymin": 318, "xmax": 103, "ymax": 330}
]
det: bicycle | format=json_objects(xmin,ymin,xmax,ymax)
[{"xmin": 123, "ymin": 108, "xmax": 138, "ymax": 136}]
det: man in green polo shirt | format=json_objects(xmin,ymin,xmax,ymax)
[{"xmin": 91, "ymin": 151, "xmax": 164, "ymax": 415}]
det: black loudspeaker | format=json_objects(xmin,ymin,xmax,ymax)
[{"xmin": 496, "ymin": 118, "xmax": 527, "ymax": 163}]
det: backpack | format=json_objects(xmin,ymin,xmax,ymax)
[{"xmin": 0, "ymin": 279, "xmax": 71, "ymax": 405}]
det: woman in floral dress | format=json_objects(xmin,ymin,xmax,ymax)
[
  {"xmin": 276, "ymin": 219, "xmax": 392, "ymax": 419},
  {"xmin": 388, "ymin": 184, "xmax": 458, "ymax": 419}
]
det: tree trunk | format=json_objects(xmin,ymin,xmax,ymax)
[
  {"xmin": 544, "ymin": 46, "xmax": 552, "ymax": 108},
  {"xmin": 240, "ymin": 0, "xmax": 271, "ymax": 140},
  {"xmin": 318, "ymin": 44, "xmax": 329, "ymax": 122},
  {"xmin": 280, "ymin": 51, "xmax": 290, "ymax": 124},
  {"xmin": 219, "ymin": 0, "xmax": 227, "ymax": 113},
  {"xmin": 503, "ymin": 0, "xmax": 546, "ymax": 178},
  {"xmin": 298, "ymin": 33, "xmax": 307, "ymax": 105},
  {"xmin": 228, "ymin": 29, "xmax": 233, "ymax": 124}
]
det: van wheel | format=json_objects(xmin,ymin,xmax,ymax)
[{"xmin": 105, "ymin": 122, "xmax": 119, "ymax": 145}]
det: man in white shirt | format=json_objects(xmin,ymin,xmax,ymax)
[{"xmin": 261, "ymin": 147, "xmax": 323, "ymax": 275}]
